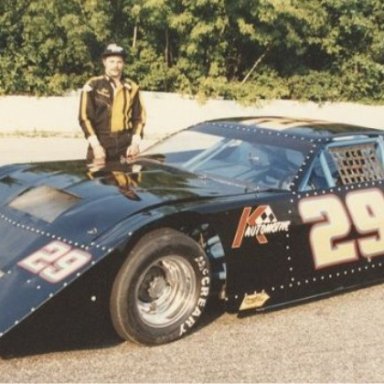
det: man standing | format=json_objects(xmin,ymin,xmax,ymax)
[{"xmin": 79, "ymin": 43, "xmax": 146, "ymax": 162}]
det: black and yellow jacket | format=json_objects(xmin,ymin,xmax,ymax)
[{"xmin": 78, "ymin": 75, "xmax": 146, "ymax": 140}]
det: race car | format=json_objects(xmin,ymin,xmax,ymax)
[{"xmin": 1, "ymin": 116, "xmax": 384, "ymax": 346}]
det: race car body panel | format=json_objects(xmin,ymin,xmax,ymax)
[{"xmin": 2, "ymin": 116, "xmax": 384, "ymax": 343}]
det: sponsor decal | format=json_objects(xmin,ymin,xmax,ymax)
[
  {"xmin": 106, "ymin": 43, "xmax": 124, "ymax": 53},
  {"xmin": 179, "ymin": 255, "xmax": 210, "ymax": 337},
  {"xmin": 18, "ymin": 240, "xmax": 92, "ymax": 284},
  {"xmin": 232, "ymin": 205, "xmax": 291, "ymax": 248},
  {"xmin": 239, "ymin": 290, "xmax": 270, "ymax": 311},
  {"xmin": 96, "ymin": 88, "xmax": 110, "ymax": 98}
]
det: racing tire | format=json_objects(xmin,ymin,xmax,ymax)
[{"xmin": 110, "ymin": 228, "xmax": 211, "ymax": 345}]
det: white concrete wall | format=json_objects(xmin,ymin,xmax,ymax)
[{"xmin": 0, "ymin": 92, "xmax": 383, "ymax": 139}]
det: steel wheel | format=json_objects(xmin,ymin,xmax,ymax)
[
  {"xmin": 110, "ymin": 228, "xmax": 211, "ymax": 345},
  {"xmin": 136, "ymin": 255, "xmax": 197, "ymax": 328}
]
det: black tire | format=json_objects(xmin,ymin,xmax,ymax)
[{"xmin": 110, "ymin": 228, "xmax": 211, "ymax": 345}]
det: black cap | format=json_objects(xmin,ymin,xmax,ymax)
[{"xmin": 102, "ymin": 43, "xmax": 127, "ymax": 59}]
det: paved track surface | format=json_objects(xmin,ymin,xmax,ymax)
[
  {"xmin": 1, "ymin": 285, "xmax": 384, "ymax": 383},
  {"xmin": 1, "ymin": 139, "xmax": 384, "ymax": 382}
]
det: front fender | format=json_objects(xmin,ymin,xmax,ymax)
[{"xmin": 0, "ymin": 202, "xmax": 171, "ymax": 339}]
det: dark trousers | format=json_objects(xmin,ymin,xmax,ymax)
[{"xmin": 87, "ymin": 131, "xmax": 132, "ymax": 161}]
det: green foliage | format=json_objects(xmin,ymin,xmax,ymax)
[
  {"xmin": 0, "ymin": 0, "xmax": 111, "ymax": 95},
  {"xmin": 0, "ymin": 0, "xmax": 383, "ymax": 103},
  {"xmin": 197, "ymin": 70, "xmax": 290, "ymax": 104},
  {"xmin": 287, "ymin": 71, "xmax": 342, "ymax": 102}
]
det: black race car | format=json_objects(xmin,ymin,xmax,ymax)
[{"xmin": 1, "ymin": 116, "xmax": 384, "ymax": 345}]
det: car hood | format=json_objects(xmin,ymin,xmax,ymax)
[{"xmin": 0, "ymin": 159, "xmax": 244, "ymax": 245}]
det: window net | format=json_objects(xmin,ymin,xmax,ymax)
[{"xmin": 329, "ymin": 143, "xmax": 384, "ymax": 185}]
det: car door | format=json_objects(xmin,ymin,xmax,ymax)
[
  {"xmin": 206, "ymin": 141, "xmax": 310, "ymax": 311},
  {"xmin": 220, "ymin": 193, "xmax": 294, "ymax": 308}
]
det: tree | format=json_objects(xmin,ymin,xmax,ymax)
[
  {"xmin": 0, "ymin": 0, "xmax": 382, "ymax": 102},
  {"xmin": 0, "ymin": 0, "xmax": 111, "ymax": 94}
]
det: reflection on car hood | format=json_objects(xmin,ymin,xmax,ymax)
[{"xmin": 0, "ymin": 159, "xmax": 244, "ymax": 241}]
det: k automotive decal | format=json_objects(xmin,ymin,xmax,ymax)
[{"xmin": 232, "ymin": 205, "xmax": 291, "ymax": 248}]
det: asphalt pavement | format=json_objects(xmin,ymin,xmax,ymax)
[{"xmin": 0, "ymin": 285, "xmax": 383, "ymax": 382}]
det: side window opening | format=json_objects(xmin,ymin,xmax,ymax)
[
  {"xmin": 329, "ymin": 142, "xmax": 384, "ymax": 185},
  {"xmin": 306, "ymin": 154, "xmax": 329, "ymax": 190},
  {"xmin": 304, "ymin": 138, "xmax": 384, "ymax": 191}
]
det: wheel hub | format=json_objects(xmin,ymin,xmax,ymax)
[
  {"xmin": 136, "ymin": 255, "xmax": 197, "ymax": 328},
  {"xmin": 147, "ymin": 275, "xmax": 169, "ymax": 300}
]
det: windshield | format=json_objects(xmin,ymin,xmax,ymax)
[{"xmin": 143, "ymin": 129, "xmax": 306, "ymax": 190}]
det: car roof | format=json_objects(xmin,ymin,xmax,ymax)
[{"xmin": 206, "ymin": 116, "xmax": 383, "ymax": 141}]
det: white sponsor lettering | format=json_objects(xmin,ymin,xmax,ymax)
[
  {"xmin": 179, "ymin": 262, "xmax": 211, "ymax": 337},
  {"xmin": 244, "ymin": 221, "xmax": 291, "ymax": 237}
]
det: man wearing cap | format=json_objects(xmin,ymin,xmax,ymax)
[{"xmin": 79, "ymin": 43, "xmax": 146, "ymax": 162}]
